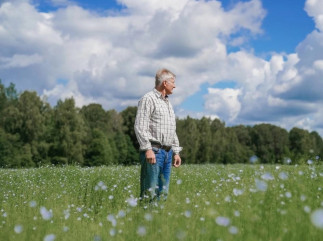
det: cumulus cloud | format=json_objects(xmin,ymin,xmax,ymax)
[
  {"xmin": 0, "ymin": 54, "xmax": 42, "ymax": 68},
  {"xmin": 0, "ymin": 0, "xmax": 266, "ymax": 105},
  {"xmin": 255, "ymin": 0, "xmax": 323, "ymax": 134},
  {"xmin": 1, "ymin": 0, "xmax": 323, "ymax": 136},
  {"xmin": 305, "ymin": 0, "xmax": 323, "ymax": 31},
  {"xmin": 205, "ymin": 88, "xmax": 241, "ymax": 121},
  {"xmin": 200, "ymin": 0, "xmax": 323, "ymax": 136}
]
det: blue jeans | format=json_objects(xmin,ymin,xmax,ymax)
[{"xmin": 140, "ymin": 147, "xmax": 173, "ymax": 203}]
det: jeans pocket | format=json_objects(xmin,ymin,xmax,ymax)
[{"xmin": 152, "ymin": 147, "xmax": 160, "ymax": 153}]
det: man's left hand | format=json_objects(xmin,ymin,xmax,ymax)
[{"xmin": 173, "ymin": 154, "xmax": 181, "ymax": 168}]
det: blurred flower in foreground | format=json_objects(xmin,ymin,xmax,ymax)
[
  {"xmin": 215, "ymin": 216, "xmax": 230, "ymax": 227},
  {"xmin": 126, "ymin": 196, "xmax": 138, "ymax": 207},
  {"xmin": 137, "ymin": 226, "xmax": 146, "ymax": 236},
  {"xmin": 40, "ymin": 207, "xmax": 53, "ymax": 220},
  {"xmin": 249, "ymin": 155, "xmax": 258, "ymax": 164},
  {"xmin": 14, "ymin": 225, "xmax": 23, "ymax": 234},
  {"xmin": 255, "ymin": 179, "xmax": 268, "ymax": 192},
  {"xmin": 229, "ymin": 226, "xmax": 239, "ymax": 234},
  {"xmin": 44, "ymin": 234, "xmax": 56, "ymax": 241},
  {"xmin": 311, "ymin": 209, "xmax": 323, "ymax": 229}
]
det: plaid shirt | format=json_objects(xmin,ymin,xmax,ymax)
[{"xmin": 134, "ymin": 88, "xmax": 182, "ymax": 155}]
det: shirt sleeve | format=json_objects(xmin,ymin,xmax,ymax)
[
  {"xmin": 134, "ymin": 96, "xmax": 154, "ymax": 151},
  {"xmin": 171, "ymin": 132, "xmax": 183, "ymax": 155}
]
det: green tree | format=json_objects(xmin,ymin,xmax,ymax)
[
  {"xmin": 49, "ymin": 98, "xmax": 86, "ymax": 165},
  {"xmin": 231, "ymin": 125, "xmax": 253, "ymax": 148},
  {"xmin": 113, "ymin": 131, "xmax": 138, "ymax": 165},
  {"xmin": 196, "ymin": 117, "xmax": 212, "ymax": 163},
  {"xmin": 5, "ymin": 82, "xmax": 19, "ymax": 101},
  {"xmin": 1, "ymin": 105, "xmax": 22, "ymax": 135},
  {"xmin": 17, "ymin": 89, "xmax": 44, "ymax": 140},
  {"xmin": 81, "ymin": 103, "xmax": 110, "ymax": 133},
  {"xmin": 0, "ymin": 82, "xmax": 20, "ymax": 135},
  {"xmin": 251, "ymin": 124, "xmax": 290, "ymax": 163},
  {"xmin": 121, "ymin": 106, "xmax": 139, "ymax": 149},
  {"xmin": 0, "ymin": 127, "xmax": 34, "ymax": 167},
  {"xmin": 0, "ymin": 128, "xmax": 16, "ymax": 167},
  {"xmin": 209, "ymin": 119, "xmax": 226, "ymax": 163},
  {"xmin": 289, "ymin": 127, "xmax": 314, "ymax": 162},
  {"xmin": 0, "ymin": 80, "xmax": 7, "ymax": 113},
  {"xmin": 310, "ymin": 131, "xmax": 323, "ymax": 160},
  {"xmin": 84, "ymin": 128, "xmax": 114, "ymax": 166},
  {"xmin": 176, "ymin": 117, "xmax": 199, "ymax": 164}
]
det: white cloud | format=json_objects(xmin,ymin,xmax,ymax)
[
  {"xmin": 305, "ymin": 0, "xmax": 323, "ymax": 31},
  {"xmin": 1, "ymin": 0, "xmax": 323, "ymax": 136},
  {"xmin": 313, "ymin": 59, "xmax": 323, "ymax": 70},
  {"xmin": 0, "ymin": 0, "xmax": 265, "ymax": 109},
  {"xmin": 0, "ymin": 53, "xmax": 42, "ymax": 68},
  {"xmin": 205, "ymin": 88, "xmax": 241, "ymax": 121}
]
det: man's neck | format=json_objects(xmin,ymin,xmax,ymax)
[{"xmin": 155, "ymin": 87, "xmax": 167, "ymax": 98}]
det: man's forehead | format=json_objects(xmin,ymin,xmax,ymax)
[{"xmin": 167, "ymin": 78, "xmax": 175, "ymax": 83}]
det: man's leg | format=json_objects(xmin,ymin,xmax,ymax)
[
  {"xmin": 158, "ymin": 150, "xmax": 173, "ymax": 201},
  {"xmin": 140, "ymin": 150, "xmax": 160, "ymax": 203}
]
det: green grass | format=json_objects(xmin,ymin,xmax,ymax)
[{"xmin": 0, "ymin": 164, "xmax": 323, "ymax": 241}]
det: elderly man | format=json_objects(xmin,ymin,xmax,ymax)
[{"xmin": 134, "ymin": 68, "xmax": 182, "ymax": 203}]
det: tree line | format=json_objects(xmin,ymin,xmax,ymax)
[{"xmin": 0, "ymin": 80, "xmax": 322, "ymax": 168}]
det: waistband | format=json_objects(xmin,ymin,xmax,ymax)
[{"xmin": 151, "ymin": 142, "xmax": 172, "ymax": 152}]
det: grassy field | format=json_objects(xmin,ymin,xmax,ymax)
[{"xmin": 0, "ymin": 163, "xmax": 323, "ymax": 241}]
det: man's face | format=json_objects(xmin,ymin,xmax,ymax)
[{"xmin": 164, "ymin": 78, "xmax": 176, "ymax": 95}]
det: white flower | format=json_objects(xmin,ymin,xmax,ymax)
[
  {"xmin": 63, "ymin": 209, "xmax": 70, "ymax": 220},
  {"xmin": 229, "ymin": 226, "xmax": 239, "ymax": 234},
  {"xmin": 304, "ymin": 206, "xmax": 311, "ymax": 213},
  {"xmin": 107, "ymin": 214, "xmax": 117, "ymax": 227},
  {"xmin": 63, "ymin": 226, "xmax": 69, "ymax": 232},
  {"xmin": 255, "ymin": 179, "xmax": 268, "ymax": 192},
  {"xmin": 249, "ymin": 155, "xmax": 258, "ymax": 164},
  {"xmin": 110, "ymin": 228, "xmax": 117, "ymax": 237},
  {"xmin": 278, "ymin": 172, "xmax": 288, "ymax": 180},
  {"xmin": 40, "ymin": 207, "xmax": 53, "ymax": 220},
  {"xmin": 43, "ymin": 234, "xmax": 56, "ymax": 241},
  {"xmin": 14, "ymin": 225, "xmax": 23, "ymax": 234},
  {"xmin": 117, "ymin": 210, "xmax": 126, "ymax": 218},
  {"xmin": 285, "ymin": 192, "xmax": 292, "ymax": 198},
  {"xmin": 215, "ymin": 216, "xmax": 230, "ymax": 227},
  {"xmin": 144, "ymin": 213, "xmax": 153, "ymax": 221},
  {"xmin": 137, "ymin": 226, "xmax": 146, "ymax": 236},
  {"xmin": 126, "ymin": 196, "xmax": 138, "ymax": 207},
  {"xmin": 233, "ymin": 188, "xmax": 244, "ymax": 196},
  {"xmin": 261, "ymin": 172, "xmax": 274, "ymax": 181},
  {"xmin": 184, "ymin": 211, "xmax": 191, "ymax": 218},
  {"xmin": 311, "ymin": 209, "xmax": 323, "ymax": 229},
  {"xmin": 29, "ymin": 201, "xmax": 37, "ymax": 208}
]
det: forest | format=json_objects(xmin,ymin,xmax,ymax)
[{"xmin": 1, "ymin": 80, "xmax": 322, "ymax": 168}]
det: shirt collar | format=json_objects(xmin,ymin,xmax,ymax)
[{"xmin": 153, "ymin": 88, "xmax": 168, "ymax": 100}]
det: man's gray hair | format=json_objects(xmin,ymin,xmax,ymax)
[{"xmin": 155, "ymin": 68, "xmax": 176, "ymax": 87}]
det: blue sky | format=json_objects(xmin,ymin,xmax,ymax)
[{"xmin": 1, "ymin": 0, "xmax": 323, "ymax": 136}]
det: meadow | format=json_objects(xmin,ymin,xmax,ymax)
[{"xmin": 1, "ymin": 163, "xmax": 323, "ymax": 241}]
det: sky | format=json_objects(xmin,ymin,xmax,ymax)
[{"xmin": 1, "ymin": 0, "xmax": 323, "ymax": 136}]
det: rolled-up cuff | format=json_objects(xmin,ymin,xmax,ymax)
[
  {"xmin": 139, "ymin": 143, "xmax": 152, "ymax": 151},
  {"xmin": 172, "ymin": 146, "xmax": 183, "ymax": 155}
]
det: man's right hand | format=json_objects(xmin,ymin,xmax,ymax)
[{"xmin": 145, "ymin": 149, "xmax": 156, "ymax": 164}]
